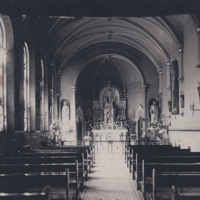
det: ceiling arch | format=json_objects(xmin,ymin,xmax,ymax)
[
  {"xmin": 60, "ymin": 40, "xmax": 162, "ymax": 70},
  {"xmin": 92, "ymin": 57, "xmax": 126, "ymax": 90},
  {"xmin": 51, "ymin": 17, "xmax": 173, "ymax": 63},
  {"xmin": 71, "ymin": 53, "xmax": 145, "ymax": 87},
  {"xmin": 38, "ymin": 15, "xmax": 196, "ymax": 75}
]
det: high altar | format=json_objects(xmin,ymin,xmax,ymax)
[{"xmin": 92, "ymin": 81, "xmax": 127, "ymax": 142}]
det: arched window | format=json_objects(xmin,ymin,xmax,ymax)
[
  {"xmin": 40, "ymin": 59, "xmax": 44, "ymax": 131},
  {"xmin": 0, "ymin": 20, "xmax": 6, "ymax": 132},
  {"xmin": 23, "ymin": 42, "xmax": 30, "ymax": 131},
  {"xmin": 171, "ymin": 60, "xmax": 179, "ymax": 114}
]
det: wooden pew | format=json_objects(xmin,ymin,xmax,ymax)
[
  {"xmin": 0, "ymin": 154, "xmax": 87, "ymax": 186},
  {"xmin": 126, "ymin": 144, "xmax": 175, "ymax": 159},
  {"xmin": 129, "ymin": 148, "xmax": 191, "ymax": 181},
  {"xmin": 0, "ymin": 163, "xmax": 78, "ymax": 199},
  {"xmin": 133, "ymin": 151, "xmax": 200, "ymax": 190},
  {"xmin": 127, "ymin": 145, "xmax": 183, "ymax": 169},
  {"xmin": 39, "ymin": 144, "xmax": 94, "ymax": 167},
  {"xmin": 142, "ymin": 160, "xmax": 200, "ymax": 199},
  {"xmin": 171, "ymin": 185, "xmax": 200, "ymax": 200},
  {"xmin": 151, "ymin": 169, "xmax": 200, "ymax": 200},
  {"xmin": 0, "ymin": 185, "xmax": 51, "ymax": 200},
  {"xmin": 18, "ymin": 150, "xmax": 90, "ymax": 175},
  {"xmin": 37, "ymin": 145, "xmax": 94, "ymax": 171}
]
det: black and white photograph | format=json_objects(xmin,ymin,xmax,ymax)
[{"xmin": 0, "ymin": 0, "xmax": 200, "ymax": 199}]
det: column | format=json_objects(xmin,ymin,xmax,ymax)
[
  {"xmin": 6, "ymin": 48, "xmax": 15, "ymax": 133},
  {"xmin": 44, "ymin": 60, "xmax": 49, "ymax": 132},
  {"xmin": 178, "ymin": 47, "xmax": 184, "ymax": 82},
  {"xmin": 165, "ymin": 59, "xmax": 171, "ymax": 101},
  {"xmin": 50, "ymin": 62, "xmax": 58, "ymax": 121},
  {"xmin": 157, "ymin": 69, "xmax": 163, "ymax": 95},
  {"xmin": 71, "ymin": 85, "xmax": 77, "ymax": 135},
  {"xmin": 49, "ymin": 62, "xmax": 55, "ymax": 122},
  {"xmin": 141, "ymin": 84, "xmax": 147, "ymax": 138},
  {"xmin": 57, "ymin": 70, "xmax": 62, "ymax": 120},
  {"xmin": 29, "ymin": 45, "xmax": 36, "ymax": 132},
  {"xmin": 196, "ymin": 26, "xmax": 200, "ymax": 68}
]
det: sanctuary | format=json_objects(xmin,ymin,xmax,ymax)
[{"xmin": 92, "ymin": 80, "xmax": 127, "ymax": 142}]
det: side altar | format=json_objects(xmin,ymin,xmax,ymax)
[{"xmin": 92, "ymin": 81, "xmax": 127, "ymax": 142}]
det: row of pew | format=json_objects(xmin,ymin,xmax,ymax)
[
  {"xmin": 0, "ymin": 143, "xmax": 95, "ymax": 200},
  {"xmin": 125, "ymin": 144, "xmax": 200, "ymax": 200}
]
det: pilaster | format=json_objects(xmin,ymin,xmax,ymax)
[{"xmin": 71, "ymin": 85, "xmax": 77, "ymax": 135}]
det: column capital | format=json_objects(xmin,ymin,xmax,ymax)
[
  {"xmin": 141, "ymin": 84, "xmax": 148, "ymax": 92},
  {"xmin": 196, "ymin": 27, "xmax": 200, "ymax": 33},
  {"xmin": 164, "ymin": 59, "xmax": 171, "ymax": 66},
  {"xmin": 177, "ymin": 47, "xmax": 183, "ymax": 54},
  {"xmin": 57, "ymin": 69, "xmax": 62, "ymax": 78},
  {"xmin": 157, "ymin": 68, "xmax": 162, "ymax": 75},
  {"xmin": 50, "ymin": 61, "xmax": 55, "ymax": 69},
  {"xmin": 71, "ymin": 85, "xmax": 77, "ymax": 92}
]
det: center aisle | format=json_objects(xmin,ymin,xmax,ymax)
[{"xmin": 80, "ymin": 154, "xmax": 139, "ymax": 200}]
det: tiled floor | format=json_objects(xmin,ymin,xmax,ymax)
[{"xmin": 80, "ymin": 154, "xmax": 139, "ymax": 200}]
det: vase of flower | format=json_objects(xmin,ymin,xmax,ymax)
[{"xmin": 84, "ymin": 135, "xmax": 92, "ymax": 145}]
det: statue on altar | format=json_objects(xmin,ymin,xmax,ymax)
[
  {"xmin": 104, "ymin": 97, "xmax": 114, "ymax": 123},
  {"xmin": 92, "ymin": 80, "xmax": 127, "ymax": 130}
]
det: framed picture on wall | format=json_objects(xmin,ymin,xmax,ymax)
[
  {"xmin": 180, "ymin": 94, "xmax": 184, "ymax": 108},
  {"xmin": 171, "ymin": 60, "xmax": 179, "ymax": 114}
]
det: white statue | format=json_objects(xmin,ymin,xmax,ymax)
[
  {"xmin": 62, "ymin": 101, "xmax": 71, "ymax": 131},
  {"xmin": 150, "ymin": 101, "xmax": 159, "ymax": 123},
  {"xmin": 104, "ymin": 98, "xmax": 114, "ymax": 124}
]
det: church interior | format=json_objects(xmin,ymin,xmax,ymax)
[{"xmin": 0, "ymin": 1, "xmax": 200, "ymax": 200}]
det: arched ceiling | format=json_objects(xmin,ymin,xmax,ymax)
[{"xmin": 37, "ymin": 15, "xmax": 195, "ymax": 73}]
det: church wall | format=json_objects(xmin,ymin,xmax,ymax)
[
  {"xmin": 161, "ymin": 25, "xmax": 200, "ymax": 151},
  {"xmin": 127, "ymin": 89, "xmax": 145, "ymax": 122}
]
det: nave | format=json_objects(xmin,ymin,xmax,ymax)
[{"xmin": 80, "ymin": 154, "xmax": 137, "ymax": 200}]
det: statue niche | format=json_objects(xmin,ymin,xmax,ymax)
[{"xmin": 93, "ymin": 81, "xmax": 126, "ymax": 129}]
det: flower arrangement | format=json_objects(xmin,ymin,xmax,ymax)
[
  {"xmin": 86, "ymin": 119, "xmax": 93, "ymax": 130},
  {"xmin": 129, "ymin": 133, "xmax": 136, "ymax": 139},
  {"xmin": 48, "ymin": 120, "xmax": 63, "ymax": 141},
  {"xmin": 83, "ymin": 135, "xmax": 92, "ymax": 141},
  {"xmin": 93, "ymin": 118, "xmax": 104, "ymax": 129},
  {"xmin": 115, "ymin": 115, "xmax": 125, "ymax": 126},
  {"xmin": 148, "ymin": 121, "xmax": 171, "ymax": 145}
]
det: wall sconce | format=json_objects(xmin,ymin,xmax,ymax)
[
  {"xmin": 162, "ymin": 113, "xmax": 171, "ymax": 119},
  {"xmin": 190, "ymin": 102, "xmax": 200, "ymax": 116},
  {"xmin": 197, "ymin": 82, "xmax": 200, "ymax": 103},
  {"xmin": 167, "ymin": 101, "xmax": 171, "ymax": 112},
  {"xmin": 172, "ymin": 110, "xmax": 184, "ymax": 119}
]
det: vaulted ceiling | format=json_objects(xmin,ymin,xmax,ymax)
[{"xmin": 37, "ymin": 15, "xmax": 194, "ymax": 72}]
